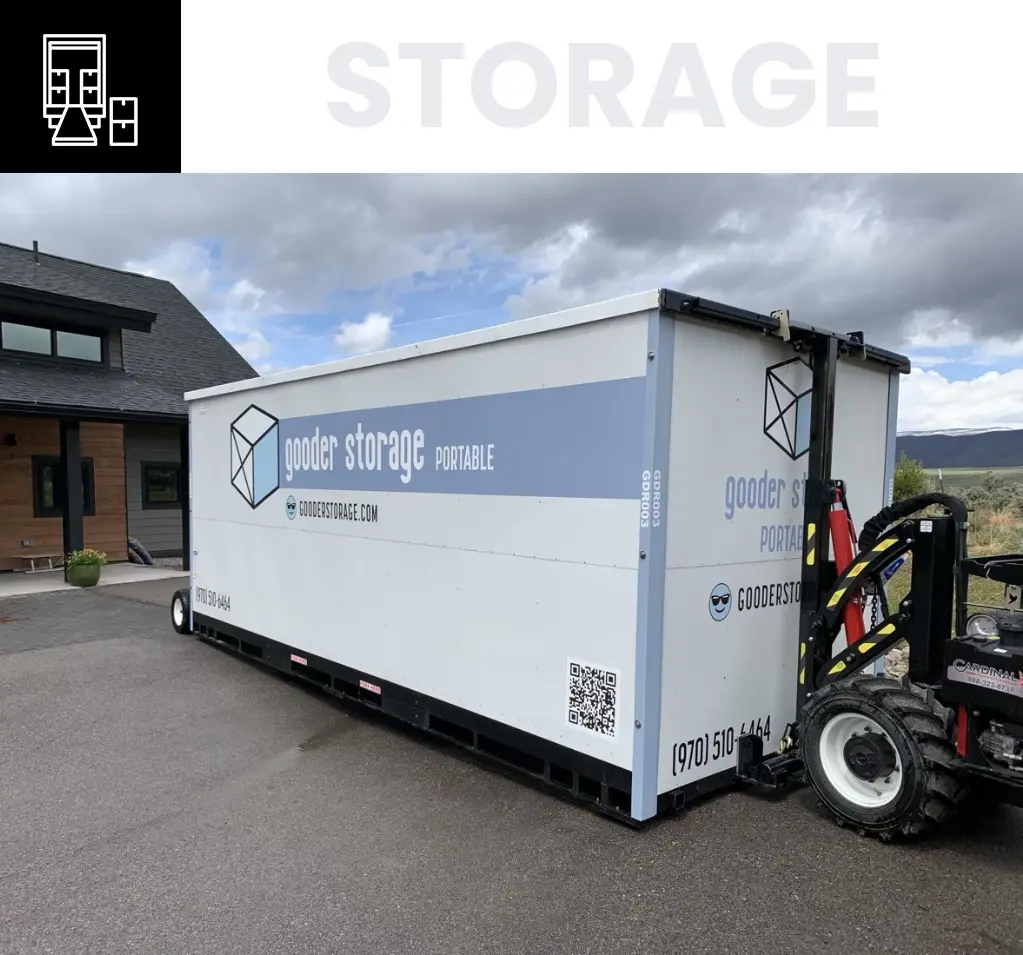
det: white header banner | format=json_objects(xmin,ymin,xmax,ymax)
[{"xmin": 182, "ymin": 0, "xmax": 1018, "ymax": 173}]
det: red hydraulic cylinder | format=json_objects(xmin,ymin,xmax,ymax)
[{"xmin": 828, "ymin": 497, "xmax": 866, "ymax": 648}]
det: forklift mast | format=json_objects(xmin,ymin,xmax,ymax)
[
  {"xmin": 735, "ymin": 313, "xmax": 1023, "ymax": 829},
  {"xmin": 795, "ymin": 330, "xmax": 842, "ymax": 721},
  {"xmin": 791, "ymin": 326, "xmax": 971, "ymax": 712},
  {"xmin": 736, "ymin": 316, "xmax": 972, "ymax": 787}
]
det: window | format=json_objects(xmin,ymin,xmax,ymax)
[
  {"xmin": 1, "ymin": 321, "xmax": 103, "ymax": 363},
  {"xmin": 56, "ymin": 330, "xmax": 103, "ymax": 362},
  {"xmin": 142, "ymin": 462, "xmax": 182, "ymax": 508},
  {"xmin": 31, "ymin": 456, "xmax": 96, "ymax": 518},
  {"xmin": 1, "ymin": 322, "xmax": 51, "ymax": 355}
]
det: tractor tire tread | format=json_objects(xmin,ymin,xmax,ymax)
[
  {"xmin": 901, "ymin": 713, "xmax": 949, "ymax": 742},
  {"xmin": 801, "ymin": 673, "xmax": 967, "ymax": 842},
  {"xmin": 849, "ymin": 676, "xmax": 906, "ymax": 694},
  {"xmin": 867, "ymin": 689, "xmax": 934, "ymax": 716}
]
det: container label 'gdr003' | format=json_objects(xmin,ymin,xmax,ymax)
[
  {"xmin": 194, "ymin": 585, "xmax": 231, "ymax": 614},
  {"xmin": 640, "ymin": 470, "xmax": 661, "ymax": 530}
]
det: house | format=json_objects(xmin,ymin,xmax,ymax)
[{"xmin": 0, "ymin": 240, "xmax": 257, "ymax": 575}]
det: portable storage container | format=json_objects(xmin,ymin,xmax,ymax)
[{"xmin": 185, "ymin": 290, "xmax": 909, "ymax": 822}]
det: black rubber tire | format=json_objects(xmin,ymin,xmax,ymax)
[
  {"xmin": 128, "ymin": 536, "xmax": 154, "ymax": 566},
  {"xmin": 170, "ymin": 589, "xmax": 191, "ymax": 635},
  {"xmin": 800, "ymin": 675, "xmax": 969, "ymax": 840}
]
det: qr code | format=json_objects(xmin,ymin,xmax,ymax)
[{"xmin": 567, "ymin": 660, "xmax": 618, "ymax": 738}]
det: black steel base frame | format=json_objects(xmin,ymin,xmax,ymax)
[
  {"xmin": 735, "ymin": 733, "xmax": 804, "ymax": 790},
  {"xmin": 191, "ymin": 612, "xmax": 736, "ymax": 825}
]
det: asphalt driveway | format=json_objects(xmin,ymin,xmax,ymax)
[{"xmin": 1, "ymin": 581, "xmax": 1022, "ymax": 955}]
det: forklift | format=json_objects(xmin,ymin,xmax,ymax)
[{"xmin": 735, "ymin": 315, "xmax": 1023, "ymax": 840}]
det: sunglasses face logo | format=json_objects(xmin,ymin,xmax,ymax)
[
  {"xmin": 286, "ymin": 496, "xmax": 297, "ymax": 520},
  {"xmin": 708, "ymin": 583, "xmax": 732, "ymax": 621}
]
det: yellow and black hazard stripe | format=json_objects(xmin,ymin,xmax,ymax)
[
  {"xmin": 824, "ymin": 621, "xmax": 901, "ymax": 678},
  {"xmin": 804, "ymin": 523, "xmax": 816, "ymax": 566}
]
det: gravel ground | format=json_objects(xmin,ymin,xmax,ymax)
[
  {"xmin": 886, "ymin": 643, "xmax": 911, "ymax": 678},
  {"xmin": 1, "ymin": 583, "xmax": 1022, "ymax": 955}
]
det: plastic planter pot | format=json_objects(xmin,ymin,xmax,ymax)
[{"xmin": 67, "ymin": 563, "xmax": 102, "ymax": 588}]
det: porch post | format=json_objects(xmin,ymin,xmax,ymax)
[
  {"xmin": 179, "ymin": 422, "xmax": 191, "ymax": 572},
  {"xmin": 59, "ymin": 420, "xmax": 84, "ymax": 581}
]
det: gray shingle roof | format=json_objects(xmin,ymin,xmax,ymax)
[
  {"xmin": 0, "ymin": 359, "xmax": 186, "ymax": 416},
  {"xmin": 0, "ymin": 241, "xmax": 258, "ymax": 418}
]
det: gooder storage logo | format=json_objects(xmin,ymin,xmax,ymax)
[
  {"xmin": 230, "ymin": 405, "xmax": 281, "ymax": 509},
  {"xmin": 710, "ymin": 581, "xmax": 800, "ymax": 620},
  {"xmin": 736, "ymin": 581, "xmax": 801, "ymax": 612},
  {"xmin": 227, "ymin": 403, "xmax": 431, "ymax": 510},
  {"xmin": 763, "ymin": 356, "xmax": 812, "ymax": 461},
  {"xmin": 283, "ymin": 422, "xmax": 427, "ymax": 485},
  {"xmin": 718, "ymin": 357, "xmax": 814, "ymax": 556}
]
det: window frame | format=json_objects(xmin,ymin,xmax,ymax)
[
  {"xmin": 0, "ymin": 318, "xmax": 108, "ymax": 367},
  {"xmin": 31, "ymin": 455, "xmax": 97, "ymax": 519},
  {"xmin": 141, "ymin": 461, "xmax": 183, "ymax": 510}
]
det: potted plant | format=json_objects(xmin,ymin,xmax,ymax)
[{"xmin": 65, "ymin": 548, "xmax": 107, "ymax": 588}]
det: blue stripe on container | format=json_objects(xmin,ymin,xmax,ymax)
[{"xmin": 275, "ymin": 376, "xmax": 647, "ymax": 500}]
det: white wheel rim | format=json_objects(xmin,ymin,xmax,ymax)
[
  {"xmin": 817, "ymin": 713, "xmax": 903, "ymax": 809},
  {"xmin": 172, "ymin": 598, "xmax": 184, "ymax": 628}
]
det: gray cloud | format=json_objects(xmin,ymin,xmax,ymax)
[{"xmin": 1, "ymin": 173, "xmax": 1020, "ymax": 350}]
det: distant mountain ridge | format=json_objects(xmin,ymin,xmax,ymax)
[
  {"xmin": 899, "ymin": 426, "xmax": 1017, "ymax": 437},
  {"xmin": 895, "ymin": 428, "xmax": 1023, "ymax": 469}
]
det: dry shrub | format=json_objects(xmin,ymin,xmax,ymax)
[{"xmin": 968, "ymin": 507, "xmax": 1023, "ymax": 555}]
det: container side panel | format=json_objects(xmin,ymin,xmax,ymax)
[
  {"xmin": 883, "ymin": 370, "xmax": 900, "ymax": 509},
  {"xmin": 210, "ymin": 310, "xmax": 652, "ymax": 413},
  {"xmin": 874, "ymin": 369, "xmax": 902, "ymax": 673},
  {"xmin": 833, "ymin": 359, "xmax": 892, "ymax": 521},
  {"xmin": 832, "ymin": 358, "xmax": 897, "ymax": 668},
  {"xmin": 665, "ymin": 322, "xmax": 818, "ymax": 573},
  {"xmin": 657, "ymin": 318, "xmax": 894, "ymax": 795},
  {"xmin": 189, "ymin": 314, "xmax": 650, "ymax": 770},
  {"xmin": 630, "ymin": 310, "xmax": 675, "ymax": 821}
]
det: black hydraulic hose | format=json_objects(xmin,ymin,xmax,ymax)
[{"xmin": 858, "ymin": 492, "xmax": 969, "ymax": 550}]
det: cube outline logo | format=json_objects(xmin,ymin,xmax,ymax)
[
  {"xmin": 230, "ymin": 404, "xmax": 280, "ymax": 509},
  {"xmin": 763, "ymin": 357, "xmax": 812, "ymax": 461}
]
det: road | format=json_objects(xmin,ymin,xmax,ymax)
[{"xmin": 1, "ymin": 581, "xmax": 1021, "ymax": 955}]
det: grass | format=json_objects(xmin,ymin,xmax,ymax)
[
  {"xmin": 877, "ymin": 462, "xmax": 1023, "ymax": 640},
  {"xmin": 880, "ymin": 505, "xmax": 1015, "ymax": 632},
  {"xmin": 884, "ymin": 560, "xmax": 1006, "ymax": 620},
  {"xmin": 924, "ymin": 466, "xmax": 1023, "ymax": 488}
]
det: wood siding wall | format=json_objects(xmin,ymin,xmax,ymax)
[
  {"xmin": 124, "ymin": 423, "xmax": 183, "ymax": 556},
  {"xmin": 0, "ymin": 415, "xmax": 128, "ymax": 572}
]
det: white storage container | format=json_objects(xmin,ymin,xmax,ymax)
[{"xmin": 185, "ymin": 289, "xmax": 908, "ymax": 822}]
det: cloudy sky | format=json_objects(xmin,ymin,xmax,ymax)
[{"xmin": 1, "ymin": 173, "xmax": 1020, "ymax": 433}]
